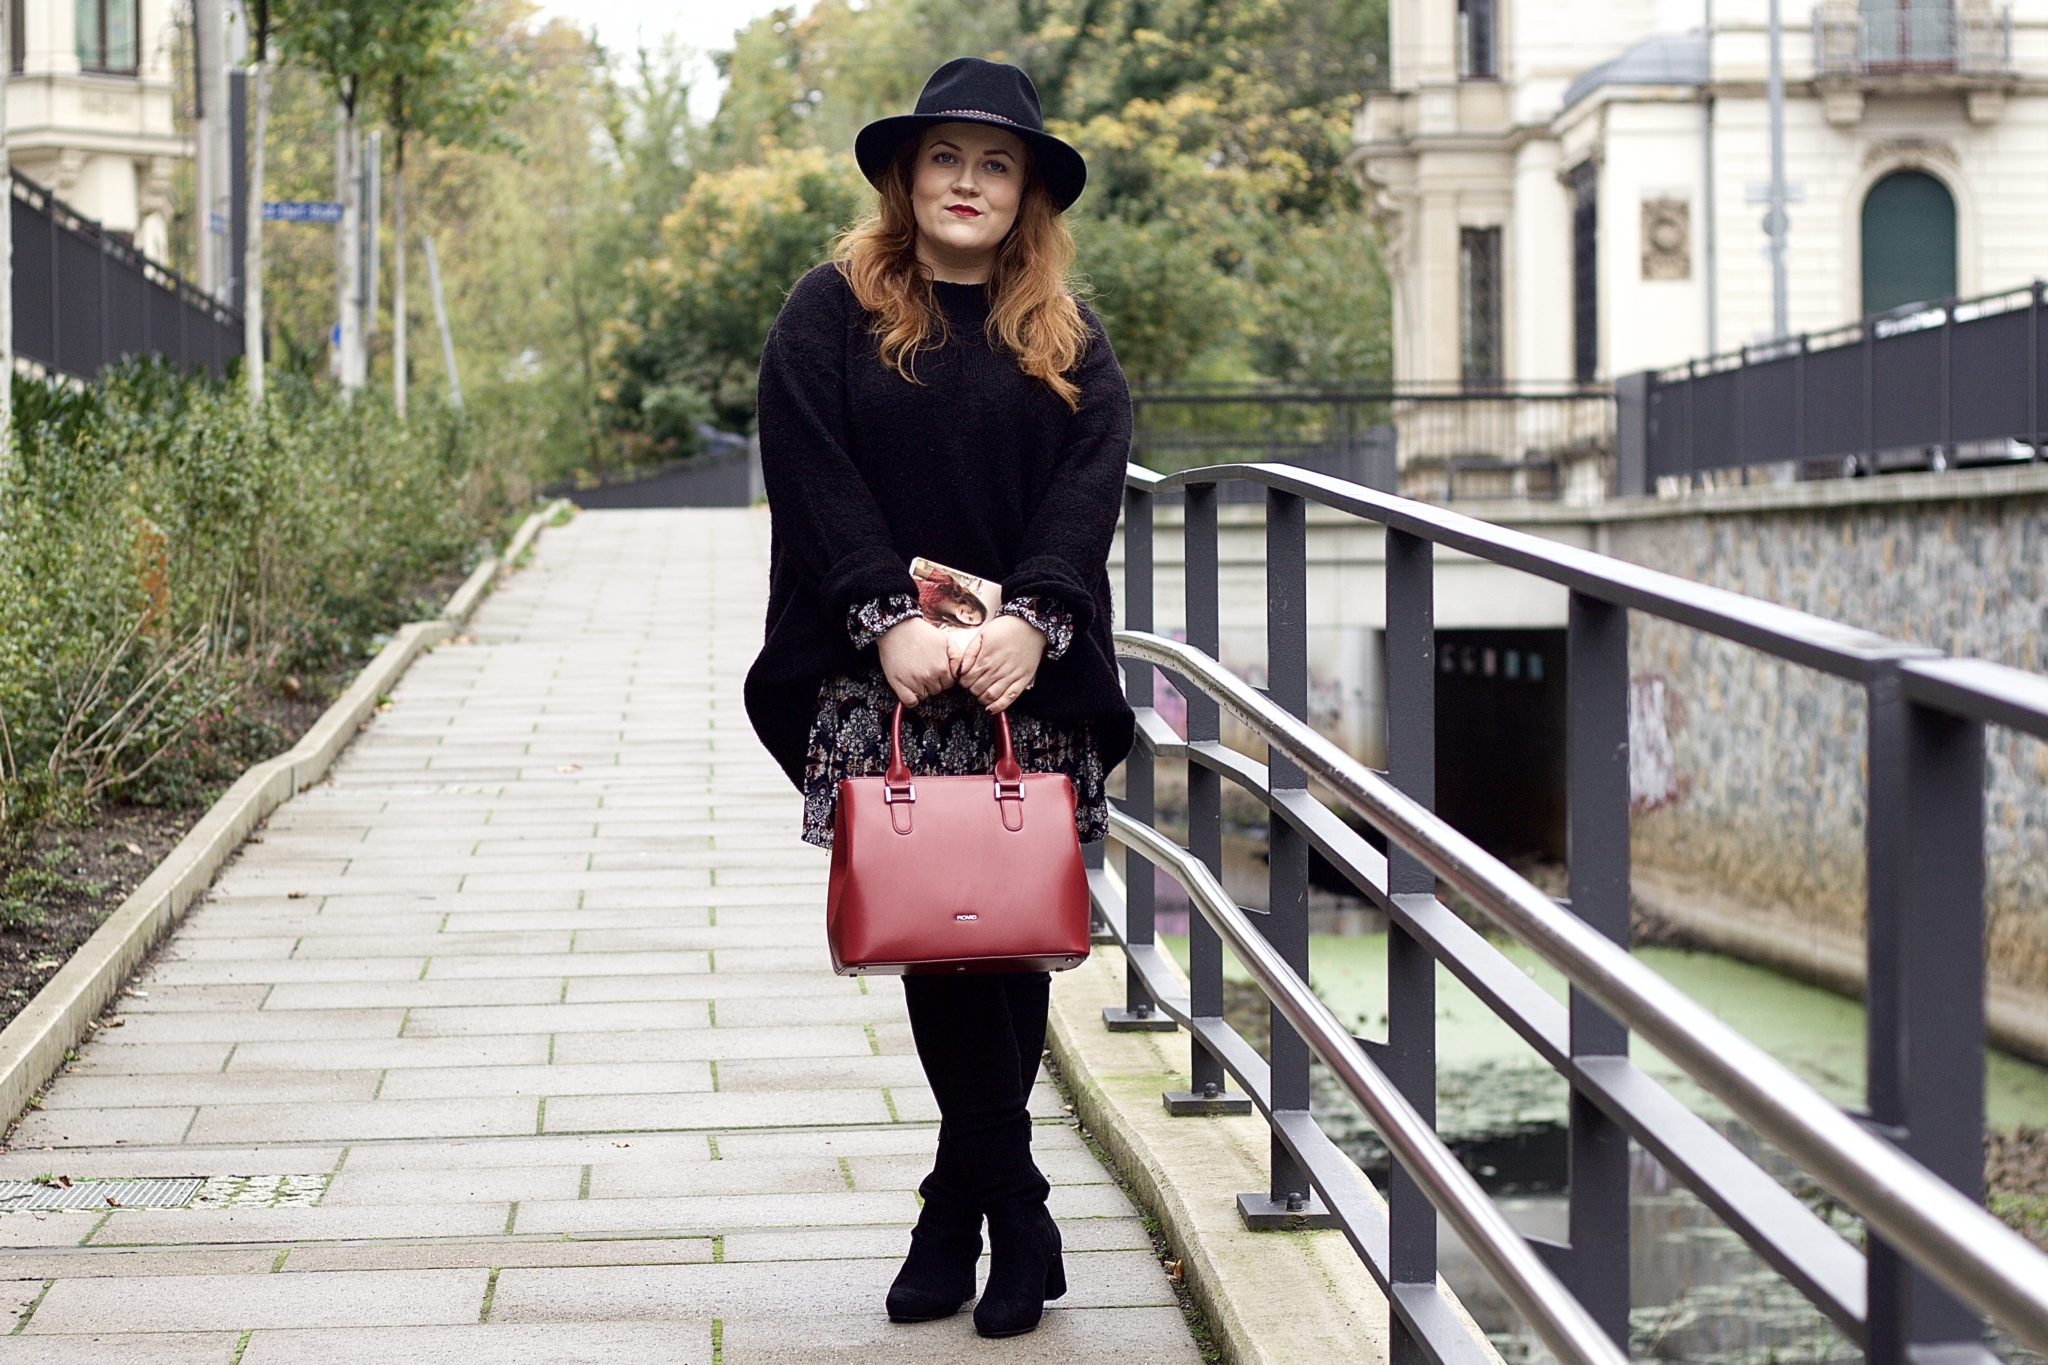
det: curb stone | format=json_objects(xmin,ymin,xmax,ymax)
[{"xmin": 0, "ymin": 500, "xmax": 567, "ymax": 1129}]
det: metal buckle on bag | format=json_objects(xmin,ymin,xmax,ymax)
[
  {"xmin": 993, "ymin": 781, "xmax": 1024, "ymax": 802},
  {"xmin": 885, "ymin": 784, "xmax": 916, "ymax": 803}
]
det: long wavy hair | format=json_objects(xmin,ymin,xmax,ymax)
[{"xmin": 834, "ymin": 135, "xmax": 1089, "ymax": 409}]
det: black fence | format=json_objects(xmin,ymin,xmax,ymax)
[
  {"xmin": 11, "ymin": 171, "xmax": 243, "ymax": 382},
  {"xmin": 548, "ymin": 432, "xmax": 760, "ymax": 509},
  {"xmin": 1619, "ymin": 282, "xmax": 2048, "ymax": 494},
  {"xmin": 1133, "ymin": 384, "xmax": 1613, "ymax": 503}
]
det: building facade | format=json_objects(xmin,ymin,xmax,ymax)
[
  {"xmin": 1355, "ymin": 0, "xmax": 2048, "ymax": 387},
  {"xmin": 8, "ymin": 0, "xmax": 185, "ymax": 262}
]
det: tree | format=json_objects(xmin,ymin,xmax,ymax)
[
  {"xmin": 599, "ymin": 146, "xmax": 866, "ymax": 452},
  {"xmin": 272, "ymin": 0, "xmax": 394, "ymax": 391},
  {"xmin": 372, "ymin": 0, "xmax": 514, "ymax": 418}
]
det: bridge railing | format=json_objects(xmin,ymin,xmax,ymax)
[{"xmin": 1103, "ymin": 459, "xmax": 2048, "ymax": 1365}]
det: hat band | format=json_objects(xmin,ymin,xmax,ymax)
[{"xmin": 928, "ymin": 107, "xmax": 1032, "ymax": 132}]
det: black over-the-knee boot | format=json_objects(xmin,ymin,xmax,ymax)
[
  {"xmin": 886, "ymin": 1122, "xmax": 983, "ymax": 1322},
  {"xmin": 901, "ymin": 972, "xmax": 1067, "ymax": 1337}
]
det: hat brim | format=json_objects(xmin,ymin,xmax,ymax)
[{"xmin": 855, "ymin": 113, "xmax": 1087, "ymax": 212}]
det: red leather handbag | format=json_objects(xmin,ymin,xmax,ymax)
[{"xmin": 827, "ymin": 703, "xmax": 1092, "ymax": 975}]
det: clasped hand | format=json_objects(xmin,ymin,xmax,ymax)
[{"xmin": 876, "ymin": 615, "xmax": 1045, "ymax": 714}]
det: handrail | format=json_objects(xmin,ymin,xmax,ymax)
[
  {"xmin": 1114, "ymin": 626, "xmax": 2048, "ymax": 1357},
  {"xmin": 1128, "ymin": 461, "xmax": 1941, "ymax": 683},
  {"xmin": 1107, "ymin": 808, "xmax": 1628, "ymax": 1365}
]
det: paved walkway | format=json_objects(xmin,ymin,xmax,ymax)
[{"xmin": 0, "ymin": 510, "xmax": 1199, "ymax": 1363}]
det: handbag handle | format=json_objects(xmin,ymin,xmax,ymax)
[{"xmin": 885, "ymin": 702, "xmax": 1026, "ymax": 832}]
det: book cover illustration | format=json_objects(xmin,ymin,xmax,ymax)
[{"xmin": 909, "ymin": 557, "xmax": 1001, "ymax": 631}]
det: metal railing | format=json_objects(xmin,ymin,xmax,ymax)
[
  {"xmin": 1618, "ymin": 281, "xmax": 2048, "ymax": 493},
  {"xmin": 1105, "ymin": 458, "xmax": 2048, "ymax": 1365},
  {"xmin": 10, "ymin": 171, "xmax": 244, "ymax": 382},
  {"xmin": 1813, "ymin": 1, "xmax": 2012, "ymax": 76},
  {"xmin": 1131, "ymin": 383, "xmax": 1612, "ymax": 502}
]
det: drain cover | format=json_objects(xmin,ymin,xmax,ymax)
[{"xmin": 0, "ymin": 1178, "xmax": 204, "ymax": 1212}]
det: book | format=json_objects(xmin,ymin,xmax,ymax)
[{"xmin": 909, "ymin": 557, "xmax": 1001, "ymax": 631}]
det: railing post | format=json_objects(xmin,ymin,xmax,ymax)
[
  {"xmin": 1558, "ymin": 591, "xmax": 1633, "ymax": 1347},
  {"xmin": 1865, "ymin": 669, "xmax": 1989, "ymax": 1365},
  {"xmin": 1107, "ymin": 482, "xmax": 1174, "ymax": 1031},
  {"xmin": 1165, "ymin": 481, "xmax": 1251, "ymax": 1115},
  {"xmin": 1940, "ymin": 299, "xmax": 1954, "ymax": 468},
  {"xmin": 2030, "ymin": 280, "xmax": 2042, "ymax": 459},
  {"xmin": 1383, "ymin": 526, "xmax": 1437, "ymax": 1353},
  {"xmin": 1239, "ymin": 487, "xmax": 1333, "ymax": 1226}
]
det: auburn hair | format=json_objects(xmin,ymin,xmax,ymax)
[{"xmin": 834, "ymin": 135, "xmax": 1089, "ymax": 409}]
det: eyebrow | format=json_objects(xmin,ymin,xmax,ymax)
[{"xmin": 927, "ymin": 139, "xmax": 1016, "ymax": 158}]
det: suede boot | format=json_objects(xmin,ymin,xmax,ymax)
[
  {"xmin": 972, "ymin": 1196, "xmax": 1066, "ymax": 1338},
  {"xmin": 886, "ymin": 1166, "xmax": 983, "ymax": 1323}
]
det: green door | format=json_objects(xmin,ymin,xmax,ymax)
[{"xmin": 1861, "ymin": 170, "xmax": 1957, "ymax": 315}]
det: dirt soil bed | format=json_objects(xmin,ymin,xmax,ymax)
[{"xmin": 0, "ymin": 684, "xmax": 337, "ymax": 1036}]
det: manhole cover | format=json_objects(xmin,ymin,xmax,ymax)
[{"xmin": 0, "ymin": 1178, "xmax": 204, "ymax": 1211}]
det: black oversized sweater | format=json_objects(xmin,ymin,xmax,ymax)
[{"xmin": 743, "ymin": 263, "xmax": 1136, "ymax": 788}]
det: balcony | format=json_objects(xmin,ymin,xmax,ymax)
[{"xmin": 1812, "ymin": 0, "xmax": 2012, "ymax": 77}]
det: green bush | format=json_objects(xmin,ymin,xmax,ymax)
[{"xmin": 0, "ymin": 362, "xmax": 510, "ymax": 852}]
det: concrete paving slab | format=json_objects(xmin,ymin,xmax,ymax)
[
  {"xmin": 282, "ymin": 1237, "xmax": 715, "ymax": 1272},
  {"xmin": 237, "ymin": 1321, "xmax": 710, "ymax": 1364},
  {"xmin": 372, "ymin": 1061, "xmax": 714, "ymax": 1101},
  {"xmin": 25, "ymin": 1267, "xmax": 487, "ymax": 1332},
  {"xmin": 0, "ymin": 1331, "xmax": 242, "ymax": 1362},
  {"xmin": 182, "ymin": 1096, "xmax": 540, "ymax": 1144}
]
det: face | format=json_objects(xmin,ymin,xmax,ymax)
[{"xmin": 910, "ymin": 122, "xmax": 1028, "ymax": 281}]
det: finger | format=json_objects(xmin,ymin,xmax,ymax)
[{"xmin": 890, "ymin": 678, "xmax": 919, "ymax": 707}]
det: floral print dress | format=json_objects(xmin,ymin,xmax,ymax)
[{"xmin": 799, "ymin": 593, "xmax": 1109, "ymax": 850}]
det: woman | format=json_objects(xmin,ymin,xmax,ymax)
[{"xmin": 744, "ymin": 57, "xmax": 1134, "ymax": 1340}]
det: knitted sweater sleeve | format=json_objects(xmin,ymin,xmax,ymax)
[
  {"xmin": 755, "ymin": 266, "xmax": 916, "ymax": 617},
  {"xmin": 1001, "ymin": 309, "xmax": 1133, "ymax": 637}
]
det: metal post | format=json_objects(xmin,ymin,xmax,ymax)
[
  {"xmin": 1939, "ymin": 299, "xmax": 1954, "ymax": 469},
  {"xmin": 1108, "ymin": 483, "xmax": 1173, "ymax": 1031},
  {"xmin": 1795, "ymin": 333, "xmax": 1809, "ymax": 464},
  {"xmin": 1865, "ymin": 671, "xmax": 1989, "ymax": 1365},
  {"xmin": 2030, "ymin": 280, "xmax": 2042, "ymax": 459},
  {"xmin": 423, "ymin": 236, "xmax": 463, "ymax": 409},
  {"xmin": 1239, "ymin": 488, "xmax": 1334, "ymax": 1228},
  {"xmin": 1864, "ymin": 311, "xmax": 1877, "ymax": 476},
  {"xmin": 1384, "ymin": 527, "xmax": 1437, "ymax": 1351},
  {"xmin": 1765, "ymin": 0, "xmax": 1790, "ymax": 340},
  {"xmin": 1556, "ymin": 592, "xmax": 1633, "ymax": 1347},
  {"xmin": 1165, "ymin": 483, "xmax": 1250, "ymax": 1116}
]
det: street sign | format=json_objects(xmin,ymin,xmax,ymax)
[{"xmin": 263, "ymin": 201, "xmax": 344, "ymax": 224}]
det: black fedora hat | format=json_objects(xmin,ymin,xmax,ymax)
[{"xmin": 854, "ymin": 58, "xmax": 1087, "ymax": 212}]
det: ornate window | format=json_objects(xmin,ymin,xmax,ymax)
[{"xmin": 76, "ymin": 0, "xmax": 139, "ymax": 74}]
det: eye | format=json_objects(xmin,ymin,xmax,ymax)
[
  {"xmin": 983, "ymin": 159, "xmax": 1010, "ymax": 174},
  {"xmin": 931, "ymin": 150, "xmax": 956, "ymax": 164}
]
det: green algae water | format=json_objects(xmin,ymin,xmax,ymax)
[{"xmin": 1162, "ymin": 932, "xmax": 2048, "ymax": 1365}]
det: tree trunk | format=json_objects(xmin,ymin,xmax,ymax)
[
  {"xmin": 393, "ymin": 141, "xmax": 407, "ymax": 419},
  {"xmin": 244, "ymin": 58, "xmax": 268, "ymax": 406}
]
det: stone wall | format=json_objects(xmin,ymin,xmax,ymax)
[{"xmin": 1591, "ymin": 470, "xmax": 2048, "ymax": 999}]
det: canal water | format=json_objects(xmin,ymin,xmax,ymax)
[{"xmin": 1158, "ymin": 924, "xmax": 2048, "ymax": 1365}]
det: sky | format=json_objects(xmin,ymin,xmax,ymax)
[{"xmin": 538, "ymin": 0, "xmax": 807, "ymax": 121}]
